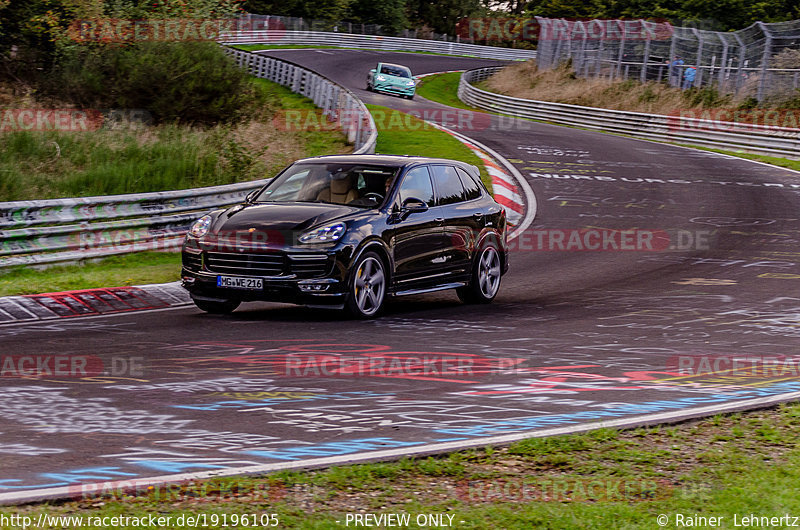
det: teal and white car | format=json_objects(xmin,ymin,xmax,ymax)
[{"xmin": 366, "ymin": 62, "xmax": 417, "ymax": 99}]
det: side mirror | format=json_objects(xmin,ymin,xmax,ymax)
[
  {"xmin": 370, "ymin": 69, "xmax": 376, "ymax": 73},
  {"xmin": 401, "ymin": 197, "xmax": 428, "ymax": 214}
]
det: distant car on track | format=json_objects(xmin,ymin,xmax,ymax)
[
  {"xmin": 181, "ymin": 154, "xmax": 508, "ymax": 318},
  {"xmin": 367, "ymin": 62, "xmax": 417, "ymax": 99}
]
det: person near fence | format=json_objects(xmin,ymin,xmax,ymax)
[
  {"xmin": 670, "ymin": 56, "xmax": 684, "ymax": 86},
  {"xmin": 682, "ymin": 65, "xmax": 697, "ymax": 89}
]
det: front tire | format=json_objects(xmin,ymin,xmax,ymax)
[
  {"xmin": 457, "ymin": 243, "xmax": 502, "ymax": 304},
  {"xmin": 345, "ymin": 252, "xmax": 387, "ymax": 318},
  {"xmin": 192, "ymin": 297, "xmax": 240, "ymax": 314}
]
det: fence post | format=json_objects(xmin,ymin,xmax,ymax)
[
  {"xmin": 755, "ymin": 21, "xmax": 773, "ymax": 102},
  {"xmin": 718, "ymin": 39, "xmax": 729, "ymax": 89},
  {"xmin": 667, "ymin": 28, "xmax": 678, "ymax": 87},
  {"xmin": 640, "ymin": 19, "xmax": 651, "ymax": 83},
  {"xmin": 691, "ymin": 28, "xmax": 703, "ymax": 87},
  {"xmin": 615, "ymin": 20, "xmax": 626, "ymax": 79}
]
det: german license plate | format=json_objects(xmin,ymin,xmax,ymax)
[{"xmin": 217, "ymin": 276, "xmax": 263, "ymax": 290}]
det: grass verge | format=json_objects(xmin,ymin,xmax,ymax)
[
  {"xmin": 0, "ymin": 252, "xmax": 181, "ymax": 297},
  {"xmin": 367, "ymin": 104, "xmax": 492, "ymax": 190},
  {"xmin": 0, "ymin": 79, "xmax": 349, "ymax": 201},
  {"xmin": 5, "ymin": 403, "xmax": 800, "ymax": 527},
  {"xmin": 415, "ymin": 72, "xmax": 480, "ymax": 111}
]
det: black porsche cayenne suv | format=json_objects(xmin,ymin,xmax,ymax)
[{"xmin": 181, "ymin": 154, "xmax": 508, "ymax": 318}]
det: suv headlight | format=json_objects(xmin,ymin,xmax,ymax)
[
  {"xmin": 405, "ymin": 79, "xmax": 415, "ymax": 86},
  {"xmin": 299, "ymin": 222, "xmax": 346, "ymax": 244},
  {"xmin": 375, "ymin": 75, "xmax": 387, "ymax": 81},
  {"xmin": 188, "ymin": 215, "xmax": 212, "ymax": 238}
]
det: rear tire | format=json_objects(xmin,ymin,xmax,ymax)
[
  {"xmin": 192, "ymin": 297, "xmax": 240, "ymax": 314},
  {"xmin": 345, "ymin": 251, "xmax": 387, "ymax": 319},
  {"xmin": 457, "ymin": 243, "xmax": 502, "ymax": 304}
]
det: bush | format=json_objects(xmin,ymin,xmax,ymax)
[
  {"xmin": 682, "ymin": 85, "xmax": 731, "ymax": 108},
  {"xmin": 43, "ymin": 41, "xmax": 262, "ymax": 125}
]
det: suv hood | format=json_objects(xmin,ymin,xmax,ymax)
[{"xmin": 210, "ymin": 202, "xmax": 362, "ymax": 234}]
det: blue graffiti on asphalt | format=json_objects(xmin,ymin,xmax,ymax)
[
  {"xmin": 245, "ymin": 438, "xmax": 424, "ymax": 460},
  {"xmin": 0, "ymin": 467, "xmax": 136, "ymax": 489},
  {"xmin": 432, "ymin": 382, "xmax": 800, "ymax": 436}
]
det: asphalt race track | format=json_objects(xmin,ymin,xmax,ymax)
[{"xmin": 2, "ymin": 49, "xmax": 800, "ymax": 503}]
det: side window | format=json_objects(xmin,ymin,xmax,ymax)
[
  {"xmin": 431, "ymin": 165, "xmax": 466, "ymax": 206},
  {"xmin": 398, "ymin": 166, "xmax": 434, "ymax": 206},
  {"xmin": 456, "ymin": 167, "xmax": 482, "ymax": 201}
]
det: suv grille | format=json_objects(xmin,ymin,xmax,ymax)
[
  {"xmin": 206, "ymin": 251, "xmax": 285, "ymax": 276},
  {"xmin": 204, "ymin": 252, "xmax": 331, "ymax": 278},
  {"xmin": 288, "ymin": 255, "xmax": 330, "ymax": 278},
  {"xmin": 182, "ymin": 252, "xmax": 202, "ymax": 271}
]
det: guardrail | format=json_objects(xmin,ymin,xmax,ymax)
[
  {"xmin": 220, "ymin": 30, "xmax": 537, "ymax": 61},
  {"xmin": 459, "ymin": 66, "xmax": 800, "ymax": 159},
  {"xmin": 0, "ymin": 49, "xmax": 377, "ymax": 268},
  {"xmin": 0, "ymin": 180, "xmax": 269, "ymax": 268}
]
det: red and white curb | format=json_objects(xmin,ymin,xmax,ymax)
[
  {"xmin": 426, "ymin": 121, "xmax": 536, "ymax": 239},
  {"xmin": 0, "ymin": 282, "xmax": 191, "ymax": 324}
]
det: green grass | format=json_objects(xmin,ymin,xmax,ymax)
[
  {"xmin": 0, "ymin": 79, "xmax": 348, "ymax": 201},
  {"xmin": 415, "ymin": 72, "xmax": 480, "ymax": 111},
  {"xmin": 367, "ymin": 104, "xmax": 492, "ymax": 190},
  {"xmin": 5, "ymin": 403, "xmax": 800, "ymax": 528},
  {"xmin": 0, "ymin": 252, "xmax": 181, "ymax": 296}
]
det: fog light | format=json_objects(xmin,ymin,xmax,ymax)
[
  {"xmin": 299, "ymin": 283, "xmax": 329, "ymax": 292},
  {"xmin": 298, "ymin": 279, "xmax": 337, "ymax": 293}
]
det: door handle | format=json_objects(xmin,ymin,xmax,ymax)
[
  {"xmin": 434, "ymin": 218, "xmax": 445, "ymax": 223},
  {"xmin": 473, "ymin": 212, "xmax": 484, "ymax": 218}
]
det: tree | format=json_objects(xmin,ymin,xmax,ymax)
[
  {"xmin": 406, "ymin": 0, "xmax": 483, "ymax": 35},
  {"xmin": 349, "ymin": 0, "xmax": 408, "ymax": 34}
]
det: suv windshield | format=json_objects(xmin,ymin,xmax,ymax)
[
  {"xmin": 380, "ymin": 65, "xmax": 411, "ymax": 78},
  {"xmin": 255, "ymin": 163, "xmax": 399, "ymax": 208}
]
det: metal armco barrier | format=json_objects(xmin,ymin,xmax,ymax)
[
  {"xmin": 459, "ymin": 66, "xmax": 800, "ymax": 159},
  {"xmin": 0, "ymin": 49, "xmax": 378, "ymax": 268},
  {"xmin": 0, "ymin": 180, "xmax": 269, "ymax": 268},
  {"xmin": 220, "ymin": 30, "xmax": 537, "ymax": 61}
]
